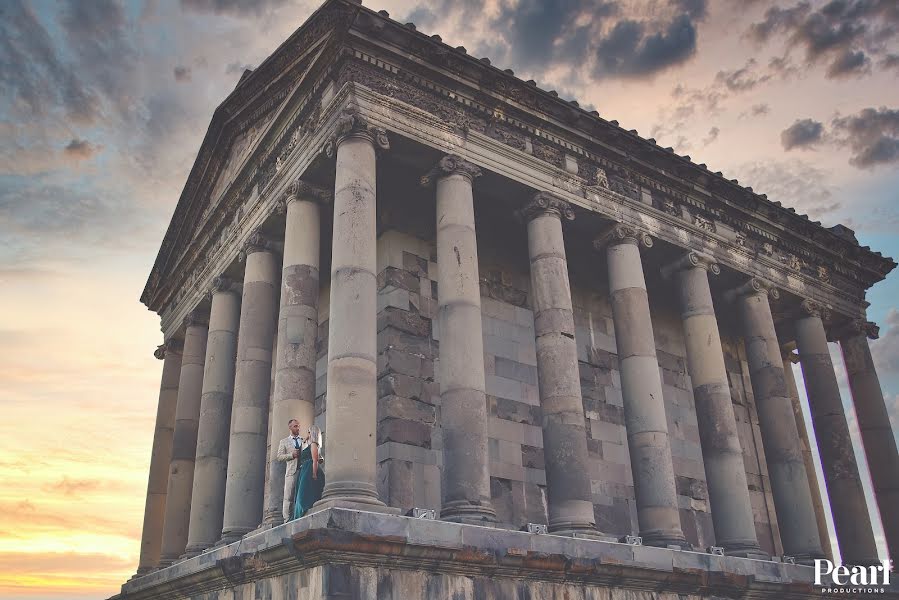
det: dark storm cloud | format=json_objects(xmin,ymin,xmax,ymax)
[
  {"xmin": 180, "ymin": 0, "xmax": 289, "ymax": 17},
  {"xmin": 0, "ymin": 1, "xmax": 100, "ymax": 122},
  {"xmin": 594, "ymin": 14, "xmax": 698, "ymax": 77},
  {"xmin": 174, "ymin": 65, "xmax": 192, "ymax": 82},
  {"xmin": 748, "ymin": 0, "xmax": 898, "ymax": 79},
  {"xmin": 879, "ymin": 53, "xmax": 899, "ymax": 70},
  {"xmin": 63, "ymin": 138, "xmax": 98, "ymax": 160},
  {"xmin": 781, "ymin": 118, "xmax": 825, "ymax": 150},
  {"xmin": 831, "ymin": 107, "xmax": 899, "ymax": 167}
]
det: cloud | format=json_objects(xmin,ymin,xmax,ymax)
[
  {"xmin": 747, "ymin": 0, "xmax": 899, "ymax": 80},
  {"xmin": 702, "ymin": 126, "xmax": 720, "ymax": 145},
  {"xmin": 870, "ymin": 309, "xmax": 899, "ymax": 373},
  {"xmin": 745, "ymin": 103, "xmax": 771, "ymax": 117},
  {"xmin": 831, "ymin": 106, "xmax": 899, "ymax": 167},
  {"xmin": 781, "ymin": 118, "xmax": 825, "ymax": 150},
  {"xmin": 594, "ymin": 14, "xmax": 699, "ymax": 77},
  {"xmin": 42, "ymin": 476, "xmax": 104, "ymax": 497},
  {"xmin": 880, "ymin": 53, "xmax": 899, "ymax": 71},
  {"xmin": 715, "ymin": 58, "xmax": 771, "ymax": 91},
  {"xmin": 226, "ymin": 61, "xmax": 254, "ymax": 75},
  {"xmin": 180, "ymin": 0, "xmax": 289, "ymax": 17},
  {"xmin": 173, "ymin": 65, "xmax": 192, "ymax": 82},
  {"xmin": 730, "ymin": 158, "xmax": 842, "ymax": 224},
  {"xmin": 63, "ymin": 138, "xmax": 98, "ymax": 160}
]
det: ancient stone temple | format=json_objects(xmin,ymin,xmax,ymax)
[{"xmin": 115, "ymin": 1, "xmax": 899, "ymax": 598}]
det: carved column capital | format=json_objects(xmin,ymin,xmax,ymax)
[
  {"xmin": 238, "ymin": 229, "xmax": 276, "ymax": 262},
  {"xmin": 592, "ymin": 222, "xmax": 653, "ymax": 251},
  {"xmin": 278, "ymin": 180, "xmax": 333, "ymax": 213},
  {"xmin": 211, "ymin": 275, "xmax": 236, "ymax": 294},
  {"xmin": 832, "ymin": 318, "xmax": 880, "ymax": 341},
  {"xmin": 798, "ymin": 299, "xmax": 831, "ymax": 321},
  {"xmin": 154, "ymin": 338, "xmax": 183, "ymax": 360},
  {"xmin": 420, "ymin": 154, "xmax": 482, "ymax": 186},
  {"xmin": 183, "ymin": 309, "xmax": 210, "ymax": 329},
  {"xmin": 516, "ymin": 191, "xmax": 575, "ymax": 223},
  {"xmin": 322, "ymin": 107, "xmax": 389, "ymax": 157},
  {"xmin": 724, "ymin": 277, "xmax": 780, "ymax": 303},
  {"xmin": 661, "ymin": 250, "xmax": 721, "ymax": 279}
]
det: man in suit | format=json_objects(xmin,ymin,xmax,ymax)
[{"xmin": 276, "ymin": 419, "xmax": 303, "ymax": 521}]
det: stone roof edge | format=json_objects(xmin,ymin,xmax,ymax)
[{"xmin": 346, "ymin": 2, "xmax": 895, "ymax": 281}]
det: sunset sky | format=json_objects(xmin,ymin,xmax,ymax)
[{"xmin": 1, "ymin": 1, "xmax": 897, "ymax": 598}]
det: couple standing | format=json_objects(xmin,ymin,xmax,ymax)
[{"xmin": 276, "ymin": 419, "xmax": 325, "ymax": 521}]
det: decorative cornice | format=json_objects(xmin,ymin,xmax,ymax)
[
  {"xmin": 420, "ymin": 154, "xmax": 483, "ymax": 186},
  {"xmin": 322, "ymin": 106, "xmax": 389, "ymax": 157},
  {"xmin": 723, "ymin": 277, "xmax": 780, "ymax": 304},
  {"xmin": 516, "ymin": 192, "xmax": 575, "ymax": 223},
  {"xmin": 661, "ymin": 251, "xmax": 720, "ymax": 279},
  {"xmin": 183, "ymin": 309, "xmax": 210, "ymax": 329},
  {"xmin": 154, "ymin": 338, "xmax": 183, "ymax": 360},
  {"xmin": 592, "ymin": 222, "xmax": 653, "ymax": 250},
  {"xmin": 238, "ymin": 229, "xmax": 277, "ymax": 262}
]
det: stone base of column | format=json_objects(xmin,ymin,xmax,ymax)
[
  {"xmin": 179, "ymin": 543, "xmax": 208, "ymax": 560},
  {"xmin": 130, "ymin": 567, "xmax": 157, "ymax": 580},
  {"xmin": 262, "ymin": 511, "xmax": 285, "ymax": 528},
  {"xmin": 218, "ymin": 526, "xmax": 254, "ymax": 546},
  {"xmin": 306, "ymin": 497, "xmax": 403, "ymax": 517},
  {"xmin": 550, "ymin": 527, "xmax": 616, "ymax": 542},
  {"xmin": 722, "ymin": 540, "xmax": 770, "ymax": 560},
  {"xmin": 440, "ymin": 500, "xmax": 497, "ymax": 524},
  {"xmin": 640, "ymin": 529, "xmax": 692, "ymax": 550},
  {"xmin": 156, "ymin": 556, "xmax": 177, "ymax": 569},
  {"xmin": 791, "ymin": 551, "xmax": 827, "ymax": 567}
]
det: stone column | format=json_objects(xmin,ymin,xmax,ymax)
[
  {"xmin": 794, "ymin": 300, "xmax": 879, "ymax": 565},
  {"xmin": 596, "ymin": 224, "xmax": 687, "ymax": 548},
  {"xmin": 782, "ymin": 349, "xmax": 834, "ymax": 562},
  {"xmin": 183, "ymin": 277, "xmax": 241, "ymax": 557},
  {"xmin": 727, "ymin": 279, "xmax": 823, "ymax": 563},
  {"xmin": 422, "ymin": 155, "xmax": 496, "ymax": 524},
  {"xmin": 220, "ymin": 231, "xmax": 280, "ymax": 543},
  {"xmin": 135, "ymin": 339, "xmax": 182, "ymax": 576},
  {"xmin": 840, "ymin": 321, "xmax": 899, "ymax": 563},
  {"xmin": 662, "ymin": 251, "xmax": 766, "ymax": 559},
  {"xmin": 310, "ymin": 110, "xmax": 393, "ymax": 513},
  {"xmin": 159, "ymin": 312, "xmax": 209, "ymax": 566},
  {"xmin": 263, "ymin": 181, "xmax": 331, "ymax": 526},
  {"xmin": 517, "ymin": 193, "xmax": 595, "ymax": 535}
]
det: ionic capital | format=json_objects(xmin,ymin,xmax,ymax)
[
  {"xmin": 661, "ymin": 250, "xmax": 721, "ymax": 279},
  {"xmin": 723, "ymin": 277, "xmax": 780, "ymax": 303},
  {"xmin": 322, "ymin": 107, "xmax": 389, "ymax": 157},
  {"xmin": 154, "ymin": 338, "xmax": 183, "ymax": 360},
  {"xmin": 183, "ymin": 309, "xmax": 210, "ymax": 329},
  {"xmin": 278, "ymin": 179, "xmax": 333, "ymax": 213},
  {"xmin": 238, "ymin": 229, "xmax": 276, "ymax": 261},
  {"xmin": 420, "ymin": 154, "xmax": 482, "ymax": 187},
  {"xmin": 798, "ymin": 299, "xmax": 831, "ymax": 321},
  {"xmin": 516, "ymin": 192, "xmax": 575, "ymax": 223},
  {"xmin": 832, "ymin": 318, "xmax": 880, "ymax": 341},
  {"xmin": 592, "ymin": 222, "xmax": 653, "ymax": 251},
  {"xmin": 210, "ymin": 275, "xmax": 237, "ymax": 295}
]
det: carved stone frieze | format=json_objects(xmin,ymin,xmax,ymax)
[{"xmin": 420, "ymin": 154, "xmax": 482, "ymax": 186}]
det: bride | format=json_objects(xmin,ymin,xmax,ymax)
[{"xmin": 291, "ymin": 424, "xmax": 325, "ymax": 519}]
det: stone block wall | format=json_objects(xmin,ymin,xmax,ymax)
[{"xmin": 306, "ymin": 220, "xmax": 780, "ymax": 553}]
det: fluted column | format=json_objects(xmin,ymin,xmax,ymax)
[
  {"xmin": 159, "ymin": 312, "xmax": 209, "ymax": 566},
  {"xmin": 135, "ymin": 339, "xmax": 182, "ymax": 576},
  {"xmin": 840, "ymin": 321, "xmax": 899, "ymax": 563},
  {"xmin": 782, "ymin": 349, "xmax": 834, "ymax": 562},
  {"xmin": 263, "ymin": 181, "xmax": 331, "ymax": 526},
  {"xmin": 422, "ymin": 155, "xmax": 496, "ymax": 524},
  {"xmin": 596, "ymin": 224, "xmax": 687, "ymax": 548},
  {"xmin": 662, "ymin": 251, "xmax": 766, "ymax": 558},
  {"xmin": 795, "ymin": 300, "xmax": 879, "ymax": 565},
  {"xmin": 728, "ymin": 279, "xmax": 823, "ymax": 563},
  {"xmin": 183, "ymin": 276, "xmax": 241, "ymax": 557},
  {"xmin": 518, "ymin": 193, "xmax": 595, "ymax": 535},
  {"xmin": 220, "ymin": 231, "xmax": 280, "ymax": 543},
  {"xmin": 310, "ymin": 109, "xmax": 392, "ymax": 513}
]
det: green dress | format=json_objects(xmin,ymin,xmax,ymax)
[{"xmin": 292, "ymin": 443, "xmax": 325, "ymax": 519}]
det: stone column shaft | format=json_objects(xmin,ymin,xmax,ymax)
[
  {"xmin": 599, "ymin": 225, "xmax": 687, "ymax": 548},
  {"xmin": 183, "ymin": 279, "xmax": 240, "ymax": 557},
  {"xmin": 311, "ymin": 115, "xmax": 391, "ymax": 513},
  {"xmin": 425, "ymin": 155, "xmax": 495, "ymax": 523},
  {"xmin": 159, "ymin": 316, "xmax": 208, "ymax": 565},
  {"xmin": 782, "ymin": 351, "xmax": 834, "ymax": 562},
  {"xmin": 732, "ymin": 282, "xmax": 823, "ymax": 562},
  {"xmin": 665, "ymin": 252, "xmax": 766, "ymax": 558},
  {"xmin": 841, "ymin": 329, "xmax": 899, "ymax": 563},
  {"xmin": 220, "ymin": 235, "xmax": 280, "ymax": 542},
  {"xmin": 795, "ymin": 305, "xmax": 879, "ymax": 565},
  {"xmin": 264, "ymin": 183, "xmax": 328, "ymax": 526},
  {"xmin": 135, "ymin": 340, "xmax": 182, "ymax": 575},
  {"xmin": 520, "ymin": 194, "xmax": 595, "ymax": 535}
]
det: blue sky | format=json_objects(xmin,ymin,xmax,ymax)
[{"xmin": 0, "ymin": 0, "xmax": 897, "ymax": 597}]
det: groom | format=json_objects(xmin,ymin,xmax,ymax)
[{"xmin": 275, "ymin": 419, "xmax": 303, "ymax": 522}]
